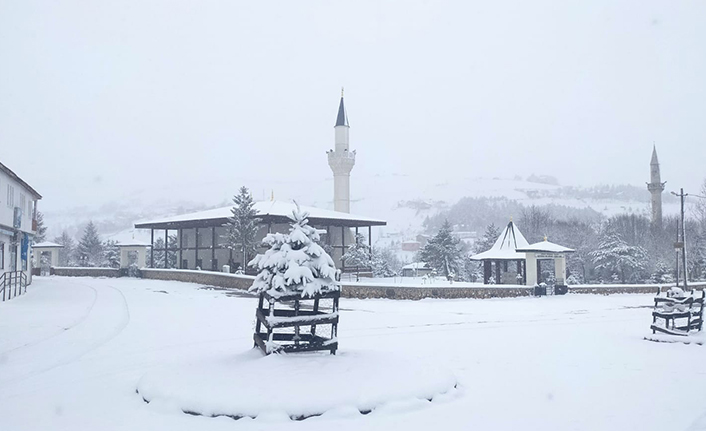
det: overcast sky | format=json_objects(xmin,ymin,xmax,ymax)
[{"xmin": 1, "ymin": 1, "xmax": 705, "ymax": 212}]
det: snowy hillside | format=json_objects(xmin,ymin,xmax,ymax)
[{"xmin": 41, "ymin": 173, "xmax": 679, "ymax": 247}]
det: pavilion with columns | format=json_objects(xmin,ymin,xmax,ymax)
[{"xmin": 470, "ymin": 221, "xmax": 574, "ymax": 287}]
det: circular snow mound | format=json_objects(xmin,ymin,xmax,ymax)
[{"xmin": 137, "ymin": 349, "xmax": 458, "ymax": 420}]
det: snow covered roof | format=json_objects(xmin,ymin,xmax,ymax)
[
  {"xmin": 469, "ymin": 221, "xmax": 529, "ymax": 261},
  {"xmin": 33, "ymin": 241, "xmax": 63, "ymax": 248},
  {"xmin": 134, "ymin": 201, "xmax": 386, "ymax": 230},
  {"xmin": 116, "ymin": 240, "xmax": 151, "ymax": 247},
  {"xmin": 516, "ymin": 239, "xmax": 574, "ymax": 254},
  {"xmin": 401, "ymin": 262, "xmax": 430, "ymax": 270}
]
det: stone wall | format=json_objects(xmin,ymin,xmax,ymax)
[
  {"xmin": 570, "ymin": 282, "xmax": 706, "ymax": 296},
  {"xmin": 141, "ymin": 269, "xmax": 255, "ymax": 291},
  {"xmin": 52, "ymin": 267, "xmax": 121, "ymax": 278},
  {"xmin": 49, "ymin": 268, "xmax": 706, "ymax": 300},
  {"xmin": 341, "ymin": 284, "xmax": 534, "ymax": 300}
]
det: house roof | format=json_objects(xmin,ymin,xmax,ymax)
[
  {"xmin": 0, "ymin": 161, "xmax": 42, "ymax": 199},
  {"xmin": 33, "ymin": 241, "xmax": 63, "ymax": 248},
  {"xmin": 516, "ymin": 239, "xmax": 574, "ymax": 254},
  {"xmin": 401, "ymin": 262, "xmax": 430, "ymax": 270},
  {"xmin": 134, "ymin": 200, "xmax": 386, "ymax": 230},
  {"xmin": 469, "ymin": 221, "xmax": 529, "ymax": 261}
]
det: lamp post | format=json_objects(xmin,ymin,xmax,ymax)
[{"xmin": 671, "ymin": 189, "xmax": 689, "ymax": 288}]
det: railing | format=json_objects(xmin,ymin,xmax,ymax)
[{"xmin": 1, "ymin": 271, "xmax": 28, "ymax": 302}]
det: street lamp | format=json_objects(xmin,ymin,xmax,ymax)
[{"xmin": 670, "ymin": 189, "xmax": 689, "ymax": 288}]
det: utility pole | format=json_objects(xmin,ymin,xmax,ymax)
[{"xmin": 671, "ymin": 189, "xmax": 689, "ymax": 288}]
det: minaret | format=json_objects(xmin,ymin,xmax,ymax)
[
  {"xmin": 327, "ymin": 89, "xmax": 356, "ymax": 213},
  {"xmin": 647, "ymin": 145, "xmax": 666, "ymax": 228}
]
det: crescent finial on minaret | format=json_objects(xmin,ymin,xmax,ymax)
[{"xmin": 341, "ymin": 87, "xmax": 344, "ymax": 97}]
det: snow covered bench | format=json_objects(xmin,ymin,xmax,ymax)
[{"xmin": 650, "ymin": 287, "xmax": 704, "ymax": 337}]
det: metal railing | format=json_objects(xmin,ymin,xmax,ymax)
[{"xmin": 1, "ymin": 271, "xmax": 28, "ymax": 301}]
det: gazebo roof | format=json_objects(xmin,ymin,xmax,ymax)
[
  {"xmin": 134, "ymin": 200, "xmax": 386, "ymax": 230},
  {"xmin": 469, "ymin": 221, "xmax": 529, "ymax": 261},
  {"xmin": 33, "ymin": 241, "xmax": 64, "ymax": 248},
  {"xmin": 516, "ymin": 239, "xmax": 574, "ymax": 254}
]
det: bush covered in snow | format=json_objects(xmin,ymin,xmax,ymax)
[{"xmin": 249, "ymin": 203, "xmax": 340, "ymax": 298}]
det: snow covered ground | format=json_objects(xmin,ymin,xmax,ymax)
[{"xmin": 1, "ymin": 276, "xmax": 705, "ymax": 431}]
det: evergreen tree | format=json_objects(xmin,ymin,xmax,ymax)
[
  {"xmin": 103, "ymin": 240, "xmax": 121, "ymax": 268},
  {"xmin": 650, "ymin": 261, "xmax": 675, "ymax": 284},
  {"xmin": 371, "ymin": 245, "xmax": 400, "ymax": 278},
  {"xmin": 249, "ymin": 203, "xmax": 339, "ymax": 298},
  {"xmin": 76, "ymin": 221, "xmax": 104, "ymax": 267},
  {"xmin": 341, "ymin": 233, "xmax": 370, "ymax": 281},
  {"xmin": 53, "ymin": 231, "xmax": 75, "ymax": 267},
  {"xmin": 420, "ymin": 219, "xmax": 462, "ymax": 278},
  {"xmin": 474, "ymin": 223, "xmax": 501, "ymax": 253},
  {"xmin": 590, "ymin": 228, "xmax": 648, "ymax": 283},
  {"xmin": 148, "ymin": 235, "xmax": 178, "ymax": 268},
  {"xmin": 225, "ymin": 187, "xmax": 260, "ymax": 271},
  {"xmin": 34, "ymin": 211, "xmax": 48, "ymax": 243}
]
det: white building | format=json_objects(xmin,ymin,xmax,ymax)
[{"xmin": 0, "ymin": 161, "xmax": 42, "ymax": 283}]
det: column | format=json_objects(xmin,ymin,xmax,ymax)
[
  {"xmin": 525, "ymin": 252, "xmax": 538, "ymax": 286},
  {"xmin": 554, "ymin": 255, "xmax": 566, "ymax": 285}
]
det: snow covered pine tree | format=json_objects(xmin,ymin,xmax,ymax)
[
  {"xmin": 249, "ymin": 203, "xmax": 341, "ymax": 355},
  {"xmin": 341, "ymin": 232, "xmax": 370, "ymax": 281},
  {"xmin": 225, "ymin": 186, "xmax": 260, "ymax": 272},
  {"xmin": 76, "ymin": 221, "xmax": 104, "ymax": 267}
]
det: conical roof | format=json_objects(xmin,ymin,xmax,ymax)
[
  {"xmin": 335, "ymin": 96, "xmax": 348, "ymax": 127},
  {"xmin": 651, "ymin": 145, "xmax": 659, "ymax": 165},
  {"xmin": 470, "ymin": 221, "xmax": 529, "ymax": 261}
]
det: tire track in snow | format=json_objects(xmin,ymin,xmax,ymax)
[
  {"xmin": 0, "ymin": 283, "xmax": 131, "ymax": 392},
  {"xmin": 1, "ymin": 282, "xmax": 99, "ymax": 355}
]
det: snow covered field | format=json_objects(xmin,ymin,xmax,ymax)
[{"xmin": 1, "ymin": 277, "xmax": 705, "ymax": 431}]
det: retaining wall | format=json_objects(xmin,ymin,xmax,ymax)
[
  {"xmin": 340, "ymin": 284, "xmax": 533, "ymax": 300},
  {"xmin": 51, "ymin": 267, "xmax": 121, "ymax": 278},
  {"xmin": 48, "ymin": 268, "xmax": 706, "ymax": 300},
  {"xmin": 140, "ymin": 268, "xmax": 255, "ymax": 291}
]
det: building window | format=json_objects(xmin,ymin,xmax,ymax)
[
  {"xmin": 7, "ymin": 184, "xmax": 14, "ymax": 208},
  {"xmin": 0, "ymin": 243, "xmax": 4, "ymax": 269}
]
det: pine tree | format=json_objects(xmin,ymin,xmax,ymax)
[
  {"xmin": 420, "ymin": 219, "xmax": 462, "ymax": 278},
  {"xmin": 53, "ymin": 231, "xmax": 75, "ymax": 267},
  {"xmin": 34, "ymin": 211, "xmax": 48, "ymax": 243},
  {"xmin": 225, "ymin": 186, "xmax": 260, "ymax": 271},
  {"xmin": 341, "ymin": 233, "xmax": 370, "ymax": 281},
  {"xmin": 103, "ymin": 240, "xmax": 121, "ymax": 268},
  {"xmin": 148, "ymin": 235, "xmax": 178, "ymax": 268},
  {"xmin": 371, "ymin": 245, "xmax": 400, "ymax": 278},
  {"xmin": 590, "ymin": 228, "xmax": 648, "ymax": 284},
  {"xmin": 474, "ymin": 223, "xmax": 501, "ymax": 254},
  {"xmin": 76, "ymin": 221, "xmax": 104, "ymax": 267},
  {"xmin": 650, "ymin": 261, "xmax": 675, "ymax": 284},
  {"xmin": 249, "ymin": 203, "xmax": 339, "ymax": 298}
]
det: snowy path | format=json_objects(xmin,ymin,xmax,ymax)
[{"xmin": 0, "ymin": 276, "xmax": 704, "ymax": 431}]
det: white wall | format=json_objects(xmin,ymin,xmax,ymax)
[{"xmin": 0, "ymin": 169, "xmax": 38, "ymax": 236}]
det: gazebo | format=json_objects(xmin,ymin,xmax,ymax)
[
  {"xmin": 470, "ymin": 221, "xmax": 529, "ymax": 285},
  {"xmin": 134, "ymin": 200, "xmax": 386, "ymax": 272},
  {"xmin": 32, "ymin": 241, "xmax": 64, "ymax": 268},
  {"xmin": 470, "ymin": 221, "xmax": 575, "ymax": 287},
  {"xmin": 516, "ymin": 240, "xmax": 574, "ymax": 287}
]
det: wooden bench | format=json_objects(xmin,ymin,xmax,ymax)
[{"xmin": 650, "ymin": 287, "xmax": 704, "ymax": 336}]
